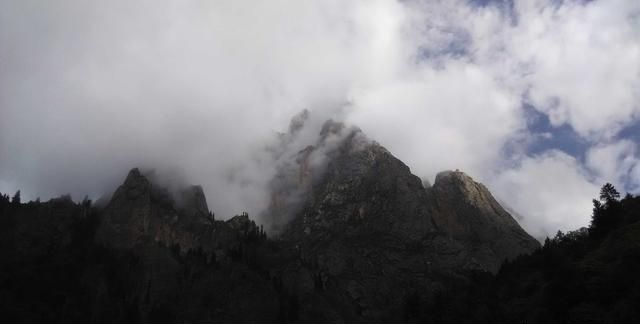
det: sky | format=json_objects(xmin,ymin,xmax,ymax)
[{"xmin": 1, "ymin": 0, "xmax": 639, "ymax": 239}]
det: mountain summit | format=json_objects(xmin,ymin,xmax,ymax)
[
  {"xmin": 265, "ymin": 117, "xmax": 539, "ymax": 273},
  {"xmin": 428, "ymin": 170, "xmax": 540, "ymax": 271},
  {"xmin": 88, "ymin": 116, "xmax": 540, "ymax": 322},
  {"xmin": 96, "ymin": 168, "xmax": 213, "ymax": 251},
  {"xmin": 0, "ymin": 115, "xmax": 541, "ymax": 324}
]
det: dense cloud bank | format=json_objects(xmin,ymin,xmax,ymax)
[{"xmin": 1, "ymin": 0, "xmax": 639, "ymax": 238}]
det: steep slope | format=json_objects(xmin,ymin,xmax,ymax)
[
  {"xmin": 96, "ymin": 168, "xmax": 213, "ymax": 252},
  {"xmin": 1, "ymin": 169, "xmax": 278, "ymax": 324},
  {"xmin": 254, "ymin": 118, "xmax": 541, "ymax": 321},
  {"xmin": 0, "ymin": 116, "xmax": 541, "ymax": 324},
  {"xmin": 418, "ymin": 190, "xmax": 640, "ymax": 323},
  {"xmin": 428, "ymin": 170, "xmax": 541, "ymax": 271},
  {"xmin": 266, "ymin": 118, "xmax": 539, "ymax": 274},
  {"xmin": 281, "ymin": 123, "xmax": 435, "ymax": 242}
]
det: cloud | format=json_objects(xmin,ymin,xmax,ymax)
[
  {"xmin": 511, "ymin": 0, "xmax": 640, "ymax": 139},
  {"xmin": 346, "ymin": 60, "xmax": 523, "ymax": 180},
  {"xmin": 489, "ymin": 151, "xmax": 601, "ymax": 239},
  {"xmin": 586, "ymin": 139, "xmax": 640, "ymax": 193},
  {"xmin": 0, "ymin": 0, "xmax": 638, "ymax": 237},
  {"xmin": 0, "ymin": 0, "xmax": 379, "ymax": 216}
]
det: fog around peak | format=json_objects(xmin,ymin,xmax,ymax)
[{"xmin": 1, "ymin": 0, "xmax": 639, "ymax": 238}]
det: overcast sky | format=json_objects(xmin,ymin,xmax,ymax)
[{"xmin": 1, "ymin": 0, "xmax": 639, "ymax": 239}]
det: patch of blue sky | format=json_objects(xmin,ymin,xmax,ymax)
[
  {"xmin": 522, "ymin": 103, "xmax": 590, "ymax": 161},
  {"xmin": 467, "ymin": 0, "xmax": 518, "ymax": 25},
  {"xmin": 617, "ymin": 120, "xmax": 640, "ymax": 145},
  {"xmin": 415, "ymin": 31, "xmax": 470, "ymax": 65}
]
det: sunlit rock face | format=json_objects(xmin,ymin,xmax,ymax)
[{"xmin": 428, "ymin": 170, "xmax": 541, "ymax": 272}]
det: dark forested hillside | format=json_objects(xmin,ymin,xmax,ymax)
[
  {"xmin": 417, "ymin": 184, "xmax": 640, "ymax": 323},
  {"xmin": 0, "ymin": 192, "xmax": 280, "ymax": 324},
  {"xmin": 2, "ymin": 183, "xmax": 639, "ymax": 323},
  {"xmin": 0, "ymin": 118, "xmax": 544, "ymax": 323}
]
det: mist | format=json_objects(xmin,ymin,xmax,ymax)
[{"xmin": 1, "ymin": 0, "xmax": 639, "ymax": 239}]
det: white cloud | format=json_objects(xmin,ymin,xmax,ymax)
[
  {"xmin": 0, "ymin": 0, "xmax": 638, "ymax": 237},
  {"xmin": 347, "ymin": 60, "xmax": 523, "ymax": 181},
  {"xmin": 586, "ymin": 139, "xmax": 640, "ymax": 193},
  {"xmin": 407, "ymin": 0, "xmax": 640, "ymax": 139},
  {"xmin": 0, "ymin": 0, "xmax": 405, "ymax": 216},
  {"xmin": 511, "ymin": 0, "xmax": 640, "ymax": 139},
  {"xmin": 489, "ymin": 151, "xmax": 600, "ymax": 239}
]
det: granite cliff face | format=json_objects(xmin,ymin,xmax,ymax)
[
  {"xmin": 235, "ymin": 118, "xmax": 539, "ymax": 321},
  {"xmin": 0, "ymin": 117, "xmax": 540, "ymax": 324},
  {"xmin": 266, "ymin": 119, "xmax": 539, "ymax": 274},
  {"xmin": 428, "ymin": 170, "xmax": 541, "ymax": 271},
  {"xmin": 96, "ymin": 168, "xmax": 213, "ymax": 252},
  {"xmin": 91, "ymin": 118, "xmax": 539, "ymax": 322},
  {"xmin": 89, "ymin": 169, "xmax": 276, "ymax": 323},
  {"xmin": 268, "ymin": 120, "xmax": 433, "ymax": 238}
]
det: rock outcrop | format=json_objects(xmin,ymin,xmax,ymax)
[
  {"xmin": 96, "ymin": 168, "xmax": 262, "ymax": 257},
  {"xmin": 266, "ymin": 119, "xmax": 539, "ymax": 274},
  {"xmin": 0, "ymin": 115, "xmax": 541, "ymax": 324},
  {"xmin": 92, "ymin": 117, "xmax": 540, "ymax": 323},
  {"xmin": 96, "ymin": 168, "xmax": 210, "ymax": 251},
  {"xmin": 253, "ymin": 118, "xmax": 541, "ymax": 321},
  {"xmin": 428, "ymin": 170, "xmax": 540, "ymax": 271},
  {"xmin": 283, "ymin": 128, "xmax": 435, "ymax": 242}
]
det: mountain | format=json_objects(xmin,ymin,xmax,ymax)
[
  {"xmin": 418, "ymin": 190, "xmax": 640, "ymax": 323},
  {"xmin": 0, "ymin": 116, "xmax": 543, "ymax": 323},
  {"xmin": 427, "ymin": 170, "xmax": 541, "ymax": 272},
  {"xmin": 267, "ymin": 118, "xmax": 539, "ymax": 274},
  {"xmin": 96, "ymin": 168, "xmax": 213, "ymax": 251}
]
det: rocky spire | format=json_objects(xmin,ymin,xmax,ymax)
[
  {"xmin": 266, "ymin": 118, "xmax": 539, "ymax": 273},
  {"xmin": 96, "ymin": 168, "xmax": 212, "ymax": 250},
  {"xmin": 177, "ymin": 185, "xmax": 211, "ymax": 225},
  {"xmin": 428, "ymin": 170, "xmax": 540, "ymax": 271}
]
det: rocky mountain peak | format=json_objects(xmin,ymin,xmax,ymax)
[
  {"xmin": 225, "ymin": 212, "xmax": 257, "ymax": 233},
  {"xmin": 431, "ymin": 169, "xmax": 528, "ymax": 230},
  {"xmin": 263, "ymin": 115, "xmax": 539, "ymax": 274},
  {"xmin": 429, "ymin": 169, "xmax": 540, "ymax": 271},
  {"xmin": 288, "ymin": 109, "xmax": 309, "ymax": 135},
  {"xmin": 434, "ymin": 169, "xmax": 472, "ymax": 185},
  {"xmin": 434, "ymin": 169, "xmax": 484, "ymax": 192},
  {"xmin": 319, "ymin": 118, "xmax": 346, "ymax": 139},
  {"xmin": 118, "ymin": 167, "xmax": 152, "ymax": 200},
  {"xmin": 177, "ymin": 185, "xmax": 210, "ymax": 225},
  {"xmin": 282, "ymin": 132, "xmax": 432, "ymax": 241},
  {"xmin": 97, "ymin": 168, "xmax": 212, "ymax": 250}
]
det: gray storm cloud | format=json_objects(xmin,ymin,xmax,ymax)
[{"xmin": 1, "ymin": 0, "xmax": 639, "ymax": 238}]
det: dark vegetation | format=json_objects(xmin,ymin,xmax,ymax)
[
  {"xmin": 0, "ymin": 194, "xmax": 285, "ymax": 323},
  {"xmin": 413, "ymin": 183, "xmax": 640, "ymax": 323},
  {"xmin": 1, "ymin": 182, "xmax": 639, "ymax": 323}
]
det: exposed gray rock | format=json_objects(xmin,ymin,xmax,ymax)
[
  {"xmin": 177, "ymin": 185, "xmax": 211, "ymax": 225},
  {"xmin": 267, "ymin": 120, "xmax": 538, "ymax": 275},
  {"xmin": 88, "ymin": 116, "xmax": 540, "ymax": 323},
  {"xmin": 96, "ymin": 168, "xmax": 255, "ymax": 256},
  {"xmin": 428, "ymin": 170, "xmax": 540, "ymax": 271},
  {"xmin": 250, "ymin": 117, "xmax": 540, "ymax": 322},
  {"xmin": 288, "ymin": 109, "xmax": 309, "ymax": 135}
]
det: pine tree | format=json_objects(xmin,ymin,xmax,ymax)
[
  {"xmin": 11, "ymin": 190, "xmax": 21, "ymax": 205},
  {"xmin": 599, "ymin": 183, "xmax": 620, "ymax": 206},
  {"xmin": 591, "ymin": 183, "xmax": 622, "ymax": 237}
]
